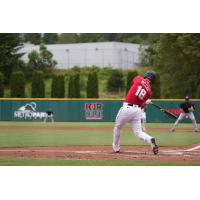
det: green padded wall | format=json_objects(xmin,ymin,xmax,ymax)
[{"xmin": 0, "ymin": 99, "xmax": 199, "ymax": 123}]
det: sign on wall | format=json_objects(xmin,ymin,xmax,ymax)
[
  {"xmin": 84, "ymin": 103, "xmax": 104, "ymax": 120},
  {"xmin": 14, "ymin": 102, "xmax": 47, "ymax": 120}
]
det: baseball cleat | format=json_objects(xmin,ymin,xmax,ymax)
[
  {"xmin": 194, "ymin": 128, "xmax": 198, "ymax": 132},
  {"xmin": 150, "ymin": 138, "xmax": 159, "ymax": 155},
  {"xmin": 171, "ymin": 127, "xmax": 175, "ymax": 132},
  {"xmin": 112, "ymin": 143, "xmax": 120, "ymax": 153}
]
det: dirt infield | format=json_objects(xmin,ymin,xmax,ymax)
[
  {"xmin": 0, "ymin": 124, "xmax": 199, "ymax": 163},
  {"xmin": 0, "ymin": 144, "xmax": 200, "ymax": 163}
]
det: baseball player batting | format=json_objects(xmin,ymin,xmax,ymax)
[{"xmin": 112, "ymin": 71, "xmax": 158, "ymax": 155}]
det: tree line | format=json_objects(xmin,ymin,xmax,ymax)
[
  {"xmin": 22, "ymin": 33, "xmax": 151, "ymax": 45},
  {"xmin": 0, "ymin": 33, "xmax": 200, "ymax": 98},
  {"xmin": 0, "ymin": 70, "xmax": 97, "ymax": 98},
  {"xmin": 0, "ymin": 68, "xmax": 161, "ymax": 98},
  {"xmin": 144, "ymin": 33, "xmax": 200, "ymax": 98}
]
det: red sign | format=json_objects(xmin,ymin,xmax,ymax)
[{"xmin": 84, "ymin": 103, "xmax": 103, "ymax": 120}]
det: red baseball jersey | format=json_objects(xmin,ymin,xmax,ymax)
[{"xmin": 125, "ymin": 76, "xmax": 152, "ymax": 107}]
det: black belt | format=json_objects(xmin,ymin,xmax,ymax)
[{"xmin": 128, "ymin": 103, "xmax": 139, "ymax": 107}]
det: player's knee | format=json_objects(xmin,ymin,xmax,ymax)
[
  {"xmin": 114, "ymin": 123, "xmax": 123, "ymax": 130},
  {"xmin": 191, "ymin": 119, "xmax": 196, "ymax": 123},
  {"xmin": 113, "ymin": 126, "xmax": 120, "ymax": 135}
]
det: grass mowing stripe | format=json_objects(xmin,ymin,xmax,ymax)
[
  {"xmin": 0, "ymin": 158, "xmax": 199, "ymax": 166},
  {"xmin": 0, "ymin": 122, "xmax": 200, "ymax": 147}
]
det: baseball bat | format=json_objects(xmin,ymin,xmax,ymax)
[{"xmin": 151, "ymin": 103, "xmax": 178, "ymax": 119}]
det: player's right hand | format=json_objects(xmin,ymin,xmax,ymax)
[{"xmin": 188, "ymin": 107, "xmax": 194, "ymax": 112}]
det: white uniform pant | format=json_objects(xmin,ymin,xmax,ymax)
[
  {"xmin": 113, "ymin": 103, "xmax": 153, "ymax": 150},
  {"xmin": 44, "ymin": 114, "xmax": 54, "ymax": 123},
  {"xmin": 141, "ymin": 109, "xmax": 146, "ymax": 130},
  {"xmin": 173, "ymin": 112, "xmax": 197, "ymax": 129}
]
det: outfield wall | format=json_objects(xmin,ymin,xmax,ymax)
[{"xmin": 0, "ymin": 98, "xmax": 199, "ymax": 123}]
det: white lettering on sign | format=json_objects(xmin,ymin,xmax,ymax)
[{"xmin": 14, "ymin": 102, "xmax": 47, "ymax": 120}]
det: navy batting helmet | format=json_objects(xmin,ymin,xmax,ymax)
[{"xmin": 144, "ymin": 71, "xmax": 156, "ymax": 84}]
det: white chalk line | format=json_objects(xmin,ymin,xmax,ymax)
[
  {"xmin": 160, "ymin": 145, "xmax": 200, "ymax": 155},
  {"xmin": 186, "ymin": 145, "xmax": 200, "ymax": 151}
]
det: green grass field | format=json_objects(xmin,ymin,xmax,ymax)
[
  {"xmin": 0, "ymin": 122, "xmax": 199, "ymax": 147},
  {"xmin": 1, "ymin": 158, "xmax": 200, "ymax": 166},
  {"xmin": 0, "ymin": 122, "xmax": 200, "ymax": 166}
]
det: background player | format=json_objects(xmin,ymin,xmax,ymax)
[
  {"xmin": 44, "ymin": 108, "xmax": 54, "ymax": 123},
  {"xmin": 112, "ymin": 71, "xmax": 159, "ymax": 155},
  {"xmin": 171, "ymin": 96, "xmax": 198, "ymax": 132}
]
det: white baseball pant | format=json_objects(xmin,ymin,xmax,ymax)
[
  {"xmin": 112, "ymin": 103, "xmax": 153, "ymax": 152},
  {"xmin": 44, "ymin": 114, "xmax": 54, "ymax": 123},
  {"xmin": 141, "ymin": 109, "xmax": 146, "ymax": 131},
  {"xmin": 172, "ymin": 112, "xmax": 198, "ymax": 130}
]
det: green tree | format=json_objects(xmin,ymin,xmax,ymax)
[
  {"xmin": 196, "ymin": 85, "xmax": 200, "ymax": 98},
  {"xmin": 71, "ymin": 66, "xmax": 81, "ymax": 73},
  {"xmin": 28, "ymin": 50, "xmax": 40, "ymax": 69},
  {"xmin": 51, "ymin": 74, "xmax": 65, "ymax": 98},
  {"xmin": 151, "ymin": 73, "xmax": 161, "ymax": 98},
  {"xmin": 122, "ymin": 33, "xmax": 149, "ymax": 43},
  {"xmin": 68, "ymin": 72, "xmax": 80, "ymax": 98},
  {"xmin": 107, "ymin": 69, "xmax": 124, "ymax": 92},
  {"xmin": 10, "ymin": 71, "xmax": 25, "ymax": 98},
  {"xmin": 43, "ymin": 33, "xmax": 58, "ymax": 44},
  {"xmin": 39, "ymin": 43, "xmax": 57, "ymax": 68},
  {"xmin": 74, "ymin": 73, "xmax": 80, "ymax": 98},
  {"xmin": 58, "ymin": 33, "xmax": 78, "ymax": 43},
  {"xmin": 0, "ymin": 33, "xmax": 24, "ymax": 83},
  {"xmin": 151, "ymin": 34, "xmax": 200, "ymax": 98},
  {"xmin": 87, "ymin": 71, "xmax": 99, "ymax": 98},
  {"xmin": 31, "ymin": 71, "xmax": 45, "ymax": 98},
  {"xmin": 126, "ymin": 70, "xmax": 138, "ymax": 93},
  {"xmin": 24, "ymin": 33, "xmax": 42, "ymax": 44},
  {"xmin": 75, "ymin": 33, "xmax": 150, "ymax": 43},
  {"xmin": 68, "ymin": 75, "xmax": 76, "ymax": 98},
  {"xmin": 0, "ymin": 72, "xmax": 4, "ymax": 97},
  {"xmin": 28, "ymin": 42, "xmax": 57, "ymax": 70},
  {"xmin": 139, "ymin": 34, "xmax": 161, "ymax": 67},
  {"xmin": 77, "ymin": 33, "xmax": 98, "ymax": 42}
]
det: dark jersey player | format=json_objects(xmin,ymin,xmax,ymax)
[
  {"xmin": 44, "ymin": 108, "xmax": 54, "ymax": 123},
  {"xmin": 171, "ymin": 96, "xmax": 198, "ymax": 132},
  {"xmin": 112, "ymin": 71, "xmax": 158, "ymax": 155}
]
